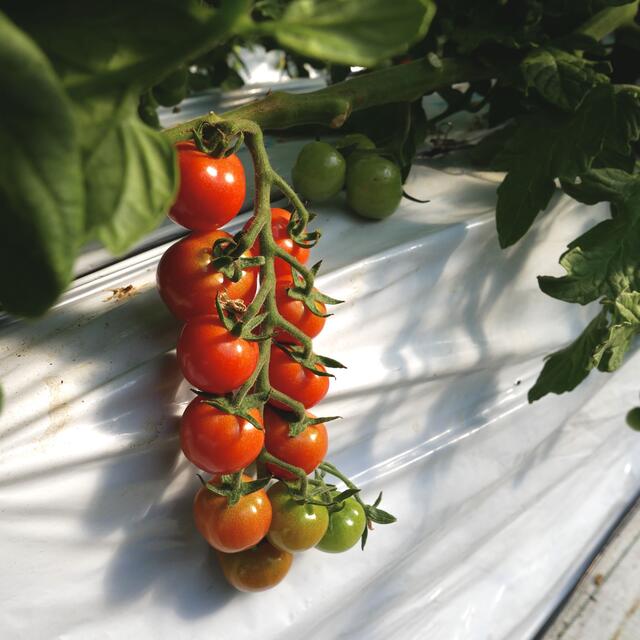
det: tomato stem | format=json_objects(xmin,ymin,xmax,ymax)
[{"xmin": 259, "ymin": 450, "xmax": 308, "ymax": 497}]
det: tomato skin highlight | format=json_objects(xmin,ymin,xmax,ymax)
[
  {"xmin": 274, "ymin": 279, "xmax": 326, "ymax": 343},
  {"xmin": 243, "ymin": 208, "xmax": 310, "ymax": 278},
  {"xmin": 264, "ymin": 406, "xmax": 328, "ymax": 480},
  {"xmin": 217, "ymin": 540, "xmax": 292, "ymax": 592},
  {"xmin": 169, "ymin": 141, "xmax": 246, "ymax": 231},
  {"xmin": 193, "ymin": 476, "xmax": 272, "ymax": 553},
  {"xmin": 177, "ymin": 316, "xmax": 258, "ymax": 394},
  {"xmin": 316, "ymin": 496, "xmax": 366, "ymax": 553},
  {"xmin": 267, "ymin": 482, "xmax": 329, "ymax": 552},
  {"xmin": 180, "ymin": 397, "xmax": 264, "ymax": 474},
  {"xmin": 268, "ymin": 347, "xmax": 329, "ymax": 410},
  {"xmin": 156, "ymin": 230, "xmax": 257, "ymax": 321}
]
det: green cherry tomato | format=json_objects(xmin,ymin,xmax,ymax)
[
  {"xmin": 626, "ymin": 407, "xmax": 640, "ymax": 431},
  {"xmin": 267, "ymin": 482, "xmax": 329, "ymax": 553},
  {"xmin": 336, "ymin": 133, "xmax": 376, "ymax": 154},
  {"xmin": 292, "ymin": 141, "xmax": 346, "ymax": 202},
  {"xmin": 346, "ymin": 155, "xmax": 402, "ymax": 220},
  {"xmin": 316, "ymin": 495, "xmax": 366, "ymax": 553}
]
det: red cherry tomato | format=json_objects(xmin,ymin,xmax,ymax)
[
  {"xmin": 243, "ymin": 208, "xmax": 310, "ymax": 278},
  {"xmin": 177, "ymin": 316, "xmax": 258, "ymax": 394},
  {"xmin": 264, "ymin": 406, "xmax": 328, "ymax": 480},
  {"xmin": 156, "ymin": 230, "xmax": 257, "ymax": 321},
  {"xmin": 169, "ymin": 141, "xmax": 246, "ymax": 231},
  {"xmin": 193, "ymin": 475, "xmax": 272, "ymax": 553},
  {"xmin": 274, "ymin": 279, "xmax": 326, "ymax": 343},
  {"xmin": 180, "ymin": 396, "xmax": 264, "ymax": 474},
  {"xmin": 268, "ymin": 347, "xmax": 329, "ymax": 410},
  {"xmin": 217, "ymin": 540, "xmax": 292, "ymax": 592}
]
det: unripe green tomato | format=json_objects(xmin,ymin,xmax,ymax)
[
  {"xmin": 346, "ymin": 155, "xmax": 402, "ymax": 220},
  {"xmin": 626, "ymin": 407, "xmax": 640, "ymax": 431},
  {"xmin": 336, "ymin": 133, "xmax": 376, "ymax": 153},
  {"xmin": 267, "ymin": 482, "xmax": 329, "ymax": 553},
  {"xmin": 316, "ymin": 495, "xmax": 366, "ymax": 553},
  {"xmin": 292, "ymin": 141, "xmax": 346, "ymax": 202}
]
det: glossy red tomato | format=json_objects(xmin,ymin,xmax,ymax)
[
  {"xmin": 180, "ymin": 396, "xmax": 264, "ymax": 473},
  {"xmin": 217, "ymin": 540, "xmax": 292, "ymax": 592},
  {"xmin": 193, "ymin": 475, "xmax": 272, "ymax": 553},
  {"xmin": 274, "ymin": 279, "xmax": 326, "ymax": 343},
  {"xmin": 243, "ymin": 208, "xmax": 310, "ymax": 278},
  {"xmin": 170, "ymin": 141, "xmax": 246, "ymax": 231},
  {"xmin": 264, "ymin": 406, "xmax": 328, "ymax": 480},
  {"xmin": 177, "ymin": 316, "xmax": 258, "ymax": 394},
  {"xmin": 268, "ymin": 347, "xmax": 329, "ymax": 410},
  {"xmin": 156, "ymin": 230, "xmax": 257, "ymax": 321}
]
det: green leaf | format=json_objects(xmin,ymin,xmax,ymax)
[
  {"xmin": 6, "ymin": 0, "xmax": 249, "ymax": 252},
  {"xmin": 261, "ymin": 0, "xmax": 436, "ymax": 67},
  {"xmin": 528, "ymin": 310, "xmax": 609, "ymax": 402},
  {"xmin": 520, "ymin": 47, "xmax": 607, "ymax": 111},
  {"xmin": 495, "ymin": 85, "xmax": 640, "ymax": 248},
  {"xmin": 539, "ymin": 174, "xmax": 640, "ymax": 304},
  {"xmin": 593, "ymin": 322, "xmax": 636, "ymax": 372},
  {"xmin": 93, "ymin": 115, "xmax": 177, "ymax": 253},
  {"xmin": 365, "ymin": 505, "xmax": 397, "ymax": 525},
  {"xmin": 0, "ymin": 11, "xmax": 84, "ymax": 316}
]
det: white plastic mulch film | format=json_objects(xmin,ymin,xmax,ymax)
[{"xmin": 1, "ymin": 154, "xmax": 640, "ymax": 639}]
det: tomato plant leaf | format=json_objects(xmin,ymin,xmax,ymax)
[
  {"xmin": 520, "ymin": 47, "xmax": 608, "ymax": 111},
  {"xmin": 528, "ymin": 310, "xmax": 610, "ymax": 402},
  {"xmin": 539, "ymin": 173, "xmax": 640, "ymax": 304},
  {"xmin": 0, "ymin": 11, "xmax": 84, "ymax": 317},
  {"xmin": 495, "ymin": 85, "xmax": 640, "ymax": 248},
  {"xmin": 93, "ymin": 116, "xmax": 178, "ymax": 253},
  {"xmin": 5, "ymin": 0, "xmax": 249, "ymax": 252},
  {"xmin": 259, "ymin": 0, "xmax": 436, "ymax": 67}
]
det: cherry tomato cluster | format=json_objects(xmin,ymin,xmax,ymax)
[
  {"xmin": 292, "ymin": 135, "xmax": 403, "ymax": 220},
  {"xmin": 157, "ymin": 130, "xmax": 394, "ymax": 593}
]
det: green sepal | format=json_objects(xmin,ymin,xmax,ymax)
[
  {"xmin": 199, "ymin": 393, "xmax": 264, "ymax": 431},
  {"xmin": 215, "ymin": 293, "xmax": 236, "ymax": 332},
  {"xmin": 333, "ymin": 488, "xmax": 360, "ymax": 503},
  {"xmin": 240, "ymin": 476, "xmax": 271, "ymax": 495}
]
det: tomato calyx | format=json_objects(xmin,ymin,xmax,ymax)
[
  {"xmin": 282, "ymin": 267, "xmax": 342, "ymax": 319},
  {"xmin": 284, "ymin": 208, "xmax": 321, "ymax": 250},
  {"xmin": 192, "ymin": 119, "xmax": 244, "ymax": 158},
  {"xmin": 194, "ymin": 389, "xmax": 268, "ymax": 432},
  {"xmin": 209, "ymin": 235, "xmax": 264, "ymax": 282},
  {"xmin": 199, "ymin": 472, "xmax": 271, "ymax": 506},
  {"xmin": 317, "ymin": 461, "xmax": 397, "ymax": 549},
  {"xmin": 274, "ymin": 342, "xmax": 346, "ymax": 378},
  {"xmin": 214, "ymin": 293, "xmax": 270, "ymax": 342}
]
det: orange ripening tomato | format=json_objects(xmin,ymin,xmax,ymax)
[
  {"xmin": 217, "ymin": 540, "xmax": 292, "ymax": 592},
  {"xmin": 169, "ymin": 141, "xmax": 246, "ymax": 231},
  {"xmin": 264, "ymin": 406, "xmax": 328, "ymax": 480},
  {"xmin": 274, "ymin": 278, "xmax": 326, "ymax": 343},
  {"xmin": 156, "ymin": 230, "xmax": 257, "ymax": 321},
  {"xmin": 243, "ymin": 208, "xmax": 310, "ymax": 278},
  {"xmin": 177, "ymin": 316, "xmax": 258, "ymax": 394},
  {"xmin": 268, "ymin": 347, "xmax": 329, "ymax": 410},
  {"xmin": 193, "ymin": 475, "xmax": 272, "ymax": 553},
  {"xmin": 180, "ymin": 396, "xmax": 264, "ymax": 474}
]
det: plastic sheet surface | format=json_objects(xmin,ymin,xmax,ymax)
[{"xmin": 1, "ymin": 162, "xmax": 640, "ymax": 640}]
